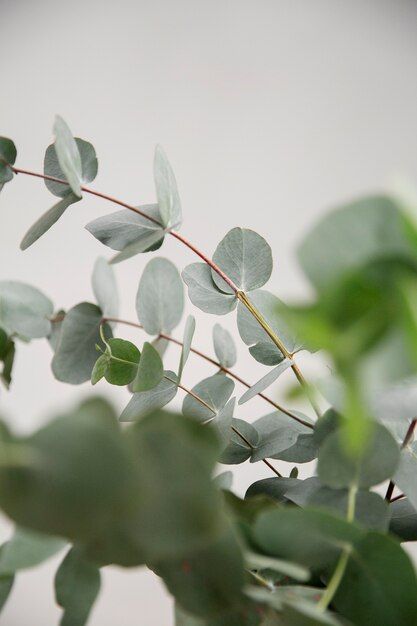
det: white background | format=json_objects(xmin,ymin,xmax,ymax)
[{"xmin": 1, "ymin": 0, "xmax": 417, "ymax": 623}]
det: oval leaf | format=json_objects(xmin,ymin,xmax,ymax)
[
  {"xmin": 136, "ymin": 257, "xmax": 184, "ymax": 335},
  {"xmin": 182, "ymin": 263, "xmax": 237, "ymax": 315},
  {"xmin": 212, "ymin": 227, "xmax": 273, "ymax": 293}
]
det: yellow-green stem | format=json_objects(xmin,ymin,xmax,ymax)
[{"xmin": 317, "ymin": 484, "xmax": 357, "ymax": 612}]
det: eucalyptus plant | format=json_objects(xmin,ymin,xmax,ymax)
[{"xmin": 1, "ymin": 118, "xmax": 417, "ymax": 625}]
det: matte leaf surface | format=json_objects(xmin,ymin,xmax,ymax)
[
  {"xmin": 0, "ymin": 281, "xmax": 53, "ymax": 339},
  {"xmin": 213, "ymin": 324, "xmax": 237, "ymax": 368},
  {"xmin": 153, "ymin": 145, "xmax": 182, "ymax": 228},
  {"xmin": 182, "ymin": 263, "xmax": 237, "ymax": 315},
  {"xmin": 120, "ymin": 371, "xmax": 178, "ymax": 421},
  {"xmin": 136, "ymin": 257, "xmax": 184, "ymax": 334},
  {"xmin": 52, "ymin": 303, "xmax": 112, "ymax": 384},
  {"xmin": 182, "ymin": 374, "xmax": 235, "ymax": 422},
  {"xmin": 212, "ymin": 228, "xmax": 272, "ymax": 294},
  {"xmin": 53, "ymin": 117, "xmax": 83, "ymax": 198}
]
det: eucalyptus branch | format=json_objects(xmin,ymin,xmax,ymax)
[
  {"xmin": 385, "ymin": 418, "xmax": 417, "ymax": 502},
  {"xmin": 12, "ymin": 164, "xmax": 319, "ymax": 415},
  {"xmin": 101, "ymin": 316, "xmax": 312, "ymax": 428}
]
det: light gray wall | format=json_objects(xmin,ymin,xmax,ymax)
[{"xmin": 1, "ymin": 1, "xmax": 417, "ymax": 623}]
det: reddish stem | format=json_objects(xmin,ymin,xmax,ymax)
[{"xmin": 102, "ymin": 316, "xmax": 312, "ymax": 428}]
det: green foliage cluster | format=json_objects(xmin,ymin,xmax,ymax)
[{"xmin": 1, "ymin": 118, "xmax": 417, "ymax": 624}]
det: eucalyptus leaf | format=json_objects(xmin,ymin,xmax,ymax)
[
  {"xmin": 0, "ymin": 574, "xmax": 13, "ymax": 613},
  {"xmin": 182, "ymin": 263, "xmax": 237, "ymax": 315},
  {"xmin": 318, "ymin": 422, "xmax": 400, "ymax": 489},
  {"xmin": 91, "ymin": 354, "xmax": 109, "ymax": 385},
  {"xmin": 104, "ymin": 338, "xmax": 140, "ymax": 386},
  {"xmin": 55, "ymin": 547, "xmax": 101, "ymax": 626},
  {"xmin": 85, "ymin": 204, "xmax": 164, "ymax": 251},
  {"xmin": 253, "ymin": 508, "xmax": 361, "ymax": 569},
  {"xmin": 389, "ymin": 498, "xmax": 417, "ymax": 542},
  {"xmin": 91, "ymin": 257, "xmax": 119, "ymax": 320},
  {"xmin": 250, "ymin": 411, "xmax": 313, "ymax": 463},
  {"xmin": 178, "ymin": 315, "xmax": 196, "ymax": 381},
  {"xmin": 211, "ymin": 227, "xmax": 273, "ymax": 294},
  {"xmin": 110, "ymin": 230, "xmax": 165, "ymax": 264},
  {"xmin": 20, "ymin": 193, "xmax": 81, "ymax": 250},
  {"xmin": 155, "ymin": 525, "xmax": 244, "ymax": 618},
  {"xmin": 0, "ymin": 281, "xmax": 53, "ymax": 339},
  {"xmin": 131, "ymin": 342, "xmax": 163, "ymax": 392},
  {"xmin": 220, "ymin": 419, "xmax": 259, "ymax": 465},
  {"xmin": 211, "ymin": 397, "xmax": 235, "ymax": 450},
  {"xmin": 213, "ymin": 324, "xmax": 237, "ymax": 368},
  {"xmin": 0, "ymin": 528, "xmax": 65, "ymax": 575},
  {"xmin": 52, "ymin": 303, "xmax": 112, "ymax": 384},
  {"xmin": 393, "ymin": 442, "xmax": 417, "ymax": 511},
  {"xmin": 333, "ymin": 531, "xmax": 417, "ymax": 626},
  {"xmin": 119, "ymin": 371, "xmax": 178, "ymax": 421},
  {"xmin": 182, "ymin": 373, "xmax": 235, "ymax": 422},
  {"xmin": 0, "ymin": 137, "xmax": 16, "ymax": 185},
  {"xmin": 53, "ymin": 116, "xmax": 83, "ymax": 198},
  {"xmin": 45, "ymin": 137, "xmax": 98, "ymax": 198},
  {"xmin": 245, "ymin": 477, "xmax": 300, "ymax": 503},
  {"xmin": 298, "ymin": 195, "xmax": 417, "ymax": 292},
  {"xmin": 136, "ymin": 257, "xmax": 184, "ymax": 334},
  {"xmin": 213, "ymin": 471, "xmax": 233, "ymax": 491},
  {"xmin": 153, "ymin": 145, "xmax": 182, "ymax": 228},
  {"xmin": 239, "ymin": 360, "xmax": 291, "ymax": 405},
  {"xmin": 0, "ymin": 330, "xmax": 15, "ymax": 389},
  {"xmin": 127, "ymin": 410, "xmax": 222, "ymax": 561},
  {"xmin": 285, "ymin": 478, "xmax": 390, "ymax": 531},
  {"xmin": 0, "ymin": 398, "xmax": 133, "ymax": 540},
  {"xmin": 249, "ymin": 342, "xmax": 285, "ymax": 366}
]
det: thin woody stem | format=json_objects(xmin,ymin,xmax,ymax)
[
  {"xmin": 164, "ymin": 374, "xmax": 282, "ymax": 477},
  {"xmin": 385, "ymin": 418, "xmax": 417, "ymax": 502},
  {"xmin": 101, "ymin": 316, "xmax": 312, "ymax": 428},
  {"xmin": 14, "ymin": 164, "xmax": 318, "ymax": 415}
]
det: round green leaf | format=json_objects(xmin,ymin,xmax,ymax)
[
  {"xmin": 52, "ymin": 303, "xmax": 112, "ymax": 384},
  {"xmin": 44, "ymin": 136, "xmax": 97, "ymax": 198},
  {"xmin": 0, "ymin": 281, "xmax": 53, "ymax": 339},
  {"xmin": 105, "ymin": 338, "xmax": 140, "ymax": 386},
  {"xmin": 182, "ymin": 263, "xmax": 237, "ymax": 315},
  {"xmin": 211, "ymin": 228, "xmax": 273, "ymax": 294}
]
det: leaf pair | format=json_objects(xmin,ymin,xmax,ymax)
[
  {"xmin": 20, "ymin": 117, "xmax": 98, "ymax": 250},
  {"xmin": 182, "ymin": 227, "xmax": 273, "ymax": 318},
  {"xmin": 86, "ymin": 145, "xmax": 181, "ymax": 262},
  {"xmin": 92, "ymin": 336, "xmax": 163, "ymax": 392}
]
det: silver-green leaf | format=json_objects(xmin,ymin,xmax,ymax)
[
  {"xmin": 211, "ymin": 227, "xmax": 273, "ymax": 293},
  {"xmin": 91, "ymin": 257, "xmax": 119, "ymax": 321},
  {"xmin": 131, "ymin": 342, "xmax": 164, "ymax": 392},
  {"xmin": 0, "ymin": 281, "xmax": 53, "ymax": 339},
  {"xmin": 53, "ymin": 116, "xmax": 83, "ymax": 198},
  {"xmin": 212, "ymin": 323, "xmax": 236, "ymax": 368},
  {"xmin": 182, "ymin": 373, "xmax": 235, "ymax": 422},
  {"xmin": 182, "ymin": 263, "xmax": 237, "ymax": 315},
  {"xmin": 120, "ymin": 370, "xmax": 178, "ymax": 421},
  {"xmin": 153, "ymin": 145, "xmax": 182, "ymax": 228},
  {"xmin": 136, "ymin": 257, "xmax": 184, "ymax": 335},
  {"xmin": 239, "ymin": 359, "xmax": 291, "ymax": 405},
  {"xmin": 52, "ymin": 302, "xmax": 112, "ymax": 384}
]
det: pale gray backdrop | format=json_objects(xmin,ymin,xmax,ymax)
[{"xmin": 1, "ymin": 0, "xmax": 417, "ymax": 624}]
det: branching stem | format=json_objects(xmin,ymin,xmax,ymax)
[
  {"xmin": 163, "ymin": 374, "xmax": 282, "ymax": 477},
  {"xmin": 13, "ymin": 165, "xmax": 319, "ymax": 416},
  {"xmin": 102, "ymin": 316, "xmax": 312, "ymax": 429}
]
